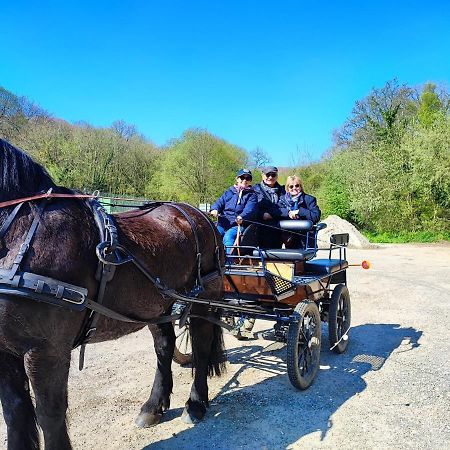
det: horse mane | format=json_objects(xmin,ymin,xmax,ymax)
[{"xmin": 0, "ymin": 138, "xmax": 59, "ymax": 200}]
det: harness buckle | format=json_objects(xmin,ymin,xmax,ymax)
[
  {"xmin": 35, "ymin": 279, "xmax": 45, "ymax": 294},
  {"xmin": 11, "ymin": 275, "xmax": 21, "ymax": 288},
  {"xmin": 56, "ymin": 285, "xmax": 65, "ymax": 299}
]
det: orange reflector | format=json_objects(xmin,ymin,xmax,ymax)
[{"xmin": 362, "ymin": 260, "xmax": 371, "ymax": 270}]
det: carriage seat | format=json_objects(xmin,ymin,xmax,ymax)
[
  {"xmin": 252, "ymin": 248, "xmax": 316, "ymax": 261},
  {"xmin": 304, "ymin": 259, "xmax": 348, "ymax": 275},
  {"xmin": 251, "ymin": 220, "xmax": 324, "ymax": 261}
]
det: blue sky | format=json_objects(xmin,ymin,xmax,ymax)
[{"xmin": 1, "ymin": 1, "xmax": 449, "ymax": 166}]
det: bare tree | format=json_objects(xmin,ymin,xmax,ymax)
[
  {"xmin": 250, "ymin": 146, "xmax": 271, "ymax": 169},
  {"xmin": 111, "ymin": 120, "xmax": 138, "ymax": 141}
]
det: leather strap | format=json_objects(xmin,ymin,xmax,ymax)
[
  {"xmin": 0, "ymin": 192, "xmax": 96, "ymax": 209},
  {"xmin": 8, "ymin": 200, "xmax": 47, "ymax": 280},
  {"xmin": 0, "ymin": 202, "xmax": 24, "ymax": 240}
]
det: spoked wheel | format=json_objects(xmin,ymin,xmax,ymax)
[
  {"xmin": 328, "ymin": 284, "xmax": 351, "ymax": 354},
  {"xmin": 287, "ymin": 300, "xmax": 321, "ymax": 390},
  {"xmin": 172, "ymin": 321, "xmax": 193, "ymax": 366}
]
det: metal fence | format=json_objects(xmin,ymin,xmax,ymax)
[
  {"xmin": 98, "ymin": 195, "xmax": 210, "ymax": 214},
  {"xmin": 98, "ymin": 195, "xmax": 149, "ymax": 214}
]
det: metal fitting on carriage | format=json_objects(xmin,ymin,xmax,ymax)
[
  {"xmin": 171, "ymin": 301, "xmax": 187, "ymax": 315},
  {"xmin": 274, "ymin": 321, "xmax": 288, "ymax": 342},
  {"xmin": 190, "ymin": 285, "xmax": 204, "ymax": 297}
]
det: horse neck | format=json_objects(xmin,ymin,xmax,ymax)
[{"xmin": 0, "ymin": 139, "xmax": 57, "ymax": 203}]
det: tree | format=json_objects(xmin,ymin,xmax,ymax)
[
  {"xmin": 111, "ymin": 120, "xmax": 139, "ymax": 141},
  {"xmin": 406, "ymin": 115, "xmax": 450, "ymax": 228},
  {"xmin": 417, "ymin": 83, "xmax": 444, "ymax": 127},
  {"xmin": 0, "ymin": 86, "xmax": 49, "ymax": 141},
  {"xmin": 157, "ymin": 129, "xmax": 248, "ymax": 204},
  {"xmin": 334, "ymin": 79, "xmax": 417, "ymax": 148},
  {"xmin": 249, "ymin": 146, "xmax": 271, "ymax": 169}
]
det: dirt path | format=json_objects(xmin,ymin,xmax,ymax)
[{"xmin": 2, "ymin": 244, "xmax": 450, "ymax": 449}]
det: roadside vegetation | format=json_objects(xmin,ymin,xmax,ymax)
[{"xmin": 1, "ymin": 79, "xmax": 449, "ymax": 242}]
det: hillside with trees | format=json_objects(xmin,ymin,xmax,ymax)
[
  {"xmin": 1, "ymin": 80, "xmax": 449, "ymax": 240},
  {"xmin": 293, "ymin": 80, "xmax": 450, "ymax": 239}
]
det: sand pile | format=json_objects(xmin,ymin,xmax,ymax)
[{"xmin": 318, "ymin": 215, "xmax": 378, "ymax": 249}]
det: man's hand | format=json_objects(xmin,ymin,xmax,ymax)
[
  {"xmin": 236, "ymin": 215, "xmax": 243, "ymax": 225},
  {"xmin": 288, "ymin": 210, "xmax": 299, "ymax": 219},
  {"xmin": 263, "ymin": 212, "xmax": 273, "ymax": 221},
  {"xmin": 210, "ymin": 209, "xmax": 219, "ymax": 218}
]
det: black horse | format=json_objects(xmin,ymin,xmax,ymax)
[{"xmin": 0, "ymin": 139, "xmax": 226, "ymax": 450}]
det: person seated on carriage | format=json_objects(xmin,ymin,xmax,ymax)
[
  {"xmin": 281, "ymin": 175, "xmax": 321, "ymax": 249},
  {"xmin": 209, "ymin": 168, "xmax": 258, "ymax": 255},
  {"xmin": 253, "ymin": 166, "xmax": 286, "ymax": 248}
]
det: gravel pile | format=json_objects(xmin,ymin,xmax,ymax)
[{"xmin": 318, "ymin": 215, "xmax": 378, "ymax": 249}]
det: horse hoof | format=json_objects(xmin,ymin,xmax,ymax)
[
  {"xmin": 135, "ymin": 412, "xmax": 162, "ymax": 428},
  {"xmin": 181, "ymin": 407, "xmax": 200, "ymax": 425}
]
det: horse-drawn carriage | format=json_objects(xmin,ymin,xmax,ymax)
[
  {"xmin": 0, "ymin": 139, "xmax": 352, "ymax": 449},
  {"xmin": 174, "ymin": 219, "xmax": 351, "ymax": 390}
]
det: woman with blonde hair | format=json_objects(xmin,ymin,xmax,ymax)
[
  {"xmin": 281, "ymin": 175, "xmax": 321, "ymax": 248},
  {"xmin": 282, "ymin": 175, "xmax": 320, "ymax": 222}
]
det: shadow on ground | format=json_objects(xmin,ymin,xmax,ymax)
[{"xmin": 143, "ymin": 323, "xmax": 421, "ymax": 449}]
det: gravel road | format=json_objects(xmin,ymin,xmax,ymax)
[{"xmin": 1, "ymin": 243, "xmax": 449, "ymax": 449}]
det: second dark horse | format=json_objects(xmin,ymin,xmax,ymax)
[{"xmin": 0, "ymin": 139, "xmax": 226, "ymax": 450}]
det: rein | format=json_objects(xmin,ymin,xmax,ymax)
[
  {"xmin": 0, "ymin": 192, "xmax": 97, "ymax": 209},
  {"xmin": 241, "ymin": 218, "xmax": 311, "ymax": 238},
  {"xmin": 240, "ymin": 217, "xmax": 334, "ymax": 247}
]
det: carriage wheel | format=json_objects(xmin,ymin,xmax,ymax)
[
  {"xmin": 287, "ymin": 300, "xmax": 321, "ymax": 390},
  {"xmin": 172, "ymin": 321, "xmax": 193, "ymax": 366},
  {"xmin": 328, "ymin": 284, "xmax": 351, "ymax": 354}
]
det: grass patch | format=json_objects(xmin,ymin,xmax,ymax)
[{"xmin": 363, "ymin": 231, "xmax": 450, "ymax": 243}]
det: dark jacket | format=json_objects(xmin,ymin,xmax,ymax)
[
  {"xmin": 280, "ymin": 192, "xmax": 321, "ymax": 224},
  {"xmin": 253, "ymin": 182, "xmax": 286, "ymax": 220},
  {"xmin": 211, "ymin": 186, "xmax": 258, "ymax": 229}
]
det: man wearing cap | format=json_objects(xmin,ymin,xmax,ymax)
[
  {"xmin": 253, "ymin": 166, "xmax": 286, "ymax": 248},
  {"xmin": 210, "ymin": 169, "xmax": 258, "ymax": 255}
]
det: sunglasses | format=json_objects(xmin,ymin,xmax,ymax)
[
  {"xmin": 288, "ymin": 184, "xmax": 300, "ymax": 189},
  {"xmin": 239, "ymin": 176, "xmax": 252, "ymax": 181},
  {"xmin": 265, "ymin": 173, "xmax": 277, "ymax": 178}
]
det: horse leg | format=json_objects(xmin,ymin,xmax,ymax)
[
  {"xmin": 135, "ymin": 322, "xmax": 175, "ymax": 428},
  {"xmin": 181, "ymin": 318, "xmax": 218, "ymax": 424},
  {"xmin": 25, "ymin": 348, "xmax": 72, "ymax": 450},
  {"xmin": 0, "ymin": 352, "xmax": 39, "ymax": 450}
]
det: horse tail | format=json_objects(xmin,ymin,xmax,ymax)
[
  {"xmin": 190, "ymin": 315, "xmax": 227, "ymax": 377},
  {"xmin": 26, "ymin": 405, "xmax": 40, "ymax": 450},
  {"xmin": 208, "ymin": 322, "xmax": 227, "ymax": 377}
]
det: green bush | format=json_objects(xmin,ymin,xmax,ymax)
[{"xmin": 363, "ymin": 230, "xmax": 450, "ymax": 243}]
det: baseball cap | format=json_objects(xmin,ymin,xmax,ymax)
[
  {"xmin": 236, "ymin": 168, "xmax": 252, "ymax": 178},
  {"xmin": 262, "ymin": 166, "xmax": 278, "ymax": 174}
]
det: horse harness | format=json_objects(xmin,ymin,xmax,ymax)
[{"xmin": 0, "ymin": 194, "xmax": 225, "ymax": 369}]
